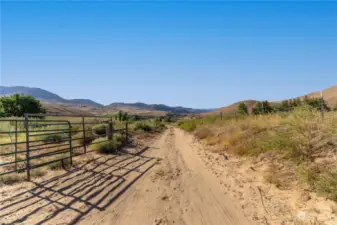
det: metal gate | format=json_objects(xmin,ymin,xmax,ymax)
[
  {"xmin": 24, "ymin": 117, "xmax": 73, "ymax": 180},
  {"xmin": 0, "ymin": 113, "xmax": 127, "ymax": 181}
]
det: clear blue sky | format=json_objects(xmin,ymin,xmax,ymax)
[{"xmin": 1, "ymin": 1, "xmax": 336, "ymax": 108}]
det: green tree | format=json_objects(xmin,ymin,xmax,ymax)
[
  {"xmin": 237, "ymin": 102, "xmax": 248, "ymax": 115},
  {"xmin": 252, "ymin": 101, "xmax": 274, "ymax": 115},
  {"xmin": 302, "ymin": 97, "xmax": 330, "ymax": 111},
  {"xmin": 279, "ymin": 100, "xmax": 290, "ymax": 111},
  {"xmin": 0, "ymin": 94, "xmax": 46, "ymax": 117},
  {"xmin": 121, "ymin": 112, "xmax": 128, "ymax": 121},
  {"xmin": 295, "ymin": 98, "xmax": 302, "ymax": 106}
]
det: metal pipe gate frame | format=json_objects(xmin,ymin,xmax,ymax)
[{"xmin": 0, "ymin": 113, "xmax": 128, "ymax": 181}]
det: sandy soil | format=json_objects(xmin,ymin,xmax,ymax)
[
  {"xmin": 184, "ymin": 130, "xmax": 337, "ymax": 225},
  {"xmin": 0, "ymin": 128, "xmax": 252, "ymax": 225}
]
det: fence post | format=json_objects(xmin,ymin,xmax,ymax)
[
  {"xmin": 125, "ymin": 122, "xmax": 128, "ymax": 142},
  {"xmin": 107, "ymin": 121, "xmax": 113, "ymax": 141},
  {"xmin": 24, "ymin": 115, "xmax": 30, "ymax": 181},
  {"xmin": 68, "ymin": 122, "xmax": 73, "ymax": 166},
  {"xmin": 14, "ymin": 120, "xmax": 18, "ymax": 172},
  {"xmin": 82, "ymin": 117, "xmax": 87, "ymax": 153},
  {"xmin": 220, "ymin": 112, "xmax": 223, "ymax": 120}
]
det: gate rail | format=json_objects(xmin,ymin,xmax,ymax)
[{"xmin": 0, "ymin": 113, "xmax": 128, "ymax": 181}]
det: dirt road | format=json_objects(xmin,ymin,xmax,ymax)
[{"xmin": 0, "ymin": 128, "xmax": 251, "ymax": 225}]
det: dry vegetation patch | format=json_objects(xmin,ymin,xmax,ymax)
[{"xmin": 178, "ymin": 106, "xmax": 337, "ymax": 202}]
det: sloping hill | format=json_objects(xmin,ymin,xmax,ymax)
[
  {"xmin": 304, "ymin": 85, "xmax": 337, "ymax": 106},
  {"xmin": 67, "ymin": 99, "xmax": 103, "ymax": 107},
  {"xmin": 207, "ymin": 85, "xmax": 337, "ymax": 116},
  {"xmin": 0, "ymin": 86, "xmax": 103, "ymax": 107},
  {"xmin": 0, "ymin": 86, "xmax": 65, "ymax": 103},
  {"xmin": 206, "ymin": 100, "xmax": 258, "ymax": 116},
  {"xmin": 41, "ymin": 102, "xmax": 94, "ymax": 115}
]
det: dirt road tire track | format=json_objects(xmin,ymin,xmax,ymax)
[
  {"xmin": 0, "ymin": 128, "xmax": 252, "ymax": 225},
  {"xmin": 89, "ymin": 127, "xmax": 251, "ymax": 225}
]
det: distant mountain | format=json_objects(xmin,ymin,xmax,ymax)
[
  {"xmin": 0, "ymin": 86, "xmax": 103, "ymax": 107},
  {"xmin": 67, "ymin": 99, "xmax": 103, "ymax": 107},
  {"xmin": 0, "ymin": 86, "xmax": 211, "ymax": 115},
  {"xmin": 107, "ymin": 102, "xmax": 213, "ymax": 114}
]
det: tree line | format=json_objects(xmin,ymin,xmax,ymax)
[
  {"xmin": 237, "ymin": 96, "xmax": 337, "ymax": 115},
  {"xmin": 0, "ymin": 94, "xmax": 46, "ymax": 117}
]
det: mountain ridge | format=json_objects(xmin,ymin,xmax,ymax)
[{"xmin": 0, "ymin": 86, "xmax": 211, "ymax": 114}]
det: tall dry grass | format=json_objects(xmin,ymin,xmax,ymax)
[{"xmin": 178, "ymin": 106, "xmax": 337, "ymax": 201}]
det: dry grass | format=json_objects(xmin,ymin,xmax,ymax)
[
  {"xmin": 178, "ymin": 106, "xmax": 337, "ymax": 201},
  {"xmin": 0, "ymin": 168, "xmax": 46, "ymax": 185},
  {"xmin": 195, "ymin": 127, "xmax": 212, "ymax": 139}
]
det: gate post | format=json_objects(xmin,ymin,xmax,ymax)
[
  {"xmin": 14, "ymin": 120, "xmax": 18, "ymax": 172},
  {"xmin": 107, "ymin": 121, "xmax": 113, "ymax": 141},
  {"xmin": 82, "ymin": 117, "xmax": 87, "ymax": 153},
  {"xmin": 125, "ymin": 122, "xmax": 128, "ymax": 142},
  {"xmin": 68, "ymin": 122, "xmax": 73, "ymax": 166},
  {"xmin": 24, "ymin": 114, "xmax": 30, "ymax": 181}
]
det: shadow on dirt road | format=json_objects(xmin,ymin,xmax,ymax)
[{"xmin": 0, "ymin": 144, "xmax": 158, "ymax": 225}]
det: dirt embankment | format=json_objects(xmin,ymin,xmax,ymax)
[{"xmin": 183, "ymin": 129, "xmax": 337, "ymax": 225}]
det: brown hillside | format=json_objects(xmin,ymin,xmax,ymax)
[
  {"xmin": 42, "ymin": 103, "xmax": 94, "ymax": 116},
  {"xmin": 304, "ymin": 85, "xmax": 337, "ymax": 107},
  {"xmin": 207, "ymin": 85, "xmax": 337, "ymax": 116},
  {"xmin": 42, "ymin": 102, "xmax": 168, "ymax": 117},
  {"xmin": 205, "ymin": 100, "xmax": 258, "ymax": 116}
]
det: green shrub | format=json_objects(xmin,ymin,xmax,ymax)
[
  {"xmin": 134, "ymin": 122, "xmax": 153, "ymax": 132},
  {"xmin": 42, "ymin": 134, "xmax": 64, "ymax": 143},
  {"xmin": 92, "ymin": 124, "xmax": 106, "ymax": 136},
  {"xmin": 114, "ymin": 132, "xmax": 126, "ymax": 143},
  {"xmin": 154, "ymin": 122, "xmax": 166, "ymax": 132},
  {"xmin": 91, "ymin": 133, "xmax": 126, "ymax": 154},
  {"xmin": 178, "ymin": 120, "xmax": 197, "ymax": 132}
]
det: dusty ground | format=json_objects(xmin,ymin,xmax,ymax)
[
  {"xmin": 0, "ymin": 128, "xmax": 252, "ymax": 225},
  {"xmin": 2, "ymin": 127, "xmax": 336, "ymax": 225},
  {"xmin": 186, "ymin": 132, "xmax": 337, "ymax": 225}
]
